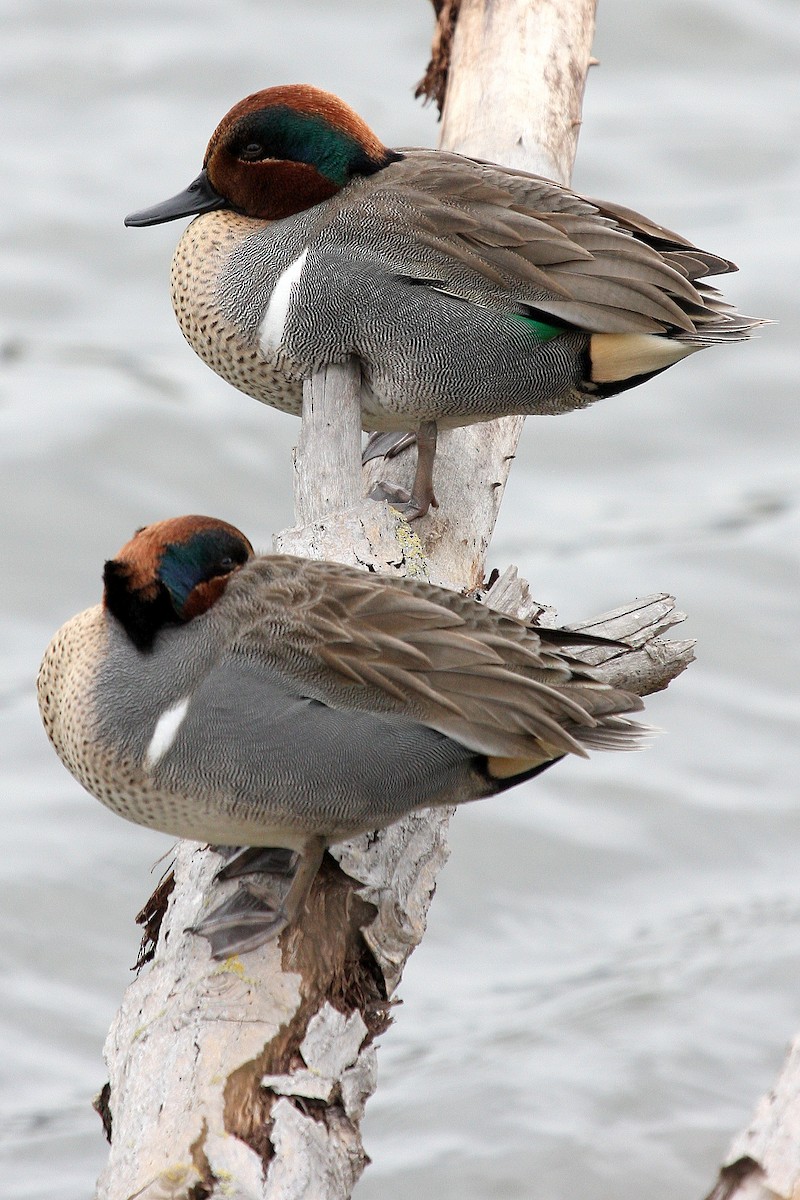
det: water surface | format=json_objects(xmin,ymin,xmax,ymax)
[{"xmin": 2, "ymin": 1, "xmax": 798, "ymax": 1195}]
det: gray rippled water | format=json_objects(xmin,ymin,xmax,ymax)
[{"xmin": 2, "ymin": 0, "xmax": 799, "ymax": 1196}]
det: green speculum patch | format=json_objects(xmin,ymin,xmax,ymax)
[{"xmin": 514, "ymin": 313, "xmax": 565, "ymax": 342}]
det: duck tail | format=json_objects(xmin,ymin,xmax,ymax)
[{"xmin": 675, "ymin": 283, "xmax": 770, "ymax": 344}]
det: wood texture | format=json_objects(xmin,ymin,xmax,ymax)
[
  {"xmin": 703, "ymin": 1036, "xmax": 800, "ymax": 1200},
  {"xmin": 294, "ymin": 361, "xmax": 364, "ymax": 525},
  {"xmin": 439, "ymin": 0, "xmax": 596, "ymax": 177}
]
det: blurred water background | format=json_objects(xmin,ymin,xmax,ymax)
[{"xmin": 2, "ymin": 0, "xmax": 799, "ymax": 1195}]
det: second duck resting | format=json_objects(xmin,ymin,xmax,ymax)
[
  {"xmin": 39, "ymin": 516, "xmax": 655, "ymax": 957},
  {"xmin": 125, "ymin": 85, "xmax": 762, "ymax": 519}
]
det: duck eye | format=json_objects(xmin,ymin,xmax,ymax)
[{"xmin": 239, "ymin": 142, "xmax": 266, "ymax": 162}]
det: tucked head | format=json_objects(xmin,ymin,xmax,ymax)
[
  {"xmin": 125, "ymin": 84, "xmax": 401, "ymax": 226},
  {"xmin": 103, "ymin": 516, "xmax": 253, "ymax": 651}
]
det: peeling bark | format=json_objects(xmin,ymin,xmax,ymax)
[
  {"xmin": 133, "ymin": 867, "xmax": 176, "ymax": 971},
  {"xmin": 415, "ymin": 0, "xmax": 462, "ymax": 114}
]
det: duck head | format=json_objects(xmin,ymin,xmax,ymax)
[
  {"xmin": 125, "ymin": 84, "xmax": 401, "ymax": 226},
  {"xmin": 103, "ymin": 516, "xmax": 253, "ymax": 651}
]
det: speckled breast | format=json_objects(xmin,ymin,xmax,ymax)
[
  {"xmin": 37, "ymin": 606, "xmax": 306, "ymax": 847},
  {"xmin": 37, "ymin": 608, "xmax": 206, "ymax": 839},
  {"xmin": 169, "ymin": 211, "xmax": 305, "ymax": 417},
  {"xmin": 36, "ymin": 607, "xmax": 164, "ymax": 830}
]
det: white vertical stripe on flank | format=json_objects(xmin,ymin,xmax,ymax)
[
  {"xmin": 258, "ymin": 247, "xmax": 309, "ymax": 356},
  {"xmin": 145, "ymin": 697, "xmax": 191, "ymax": 768}
]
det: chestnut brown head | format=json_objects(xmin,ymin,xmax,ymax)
[{"xmin": 125, "ymin": 84, "xmax": 401, "ymax": 226}]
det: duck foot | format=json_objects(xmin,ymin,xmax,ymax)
[
  {"xmin": 367, "ymin": 420, "xmax": 439, "ymax": 520},
  {"xmin": 212, "ymin": 845, "xmax": 297, "ymax": 881},
  {"xmin": 362, "ymin": 430, "xmax": 416, "ymax": 464},
  {"xmin": 368, "ymin": 480, "xmax": 433, "ymax": 521},
  {"xmin": 189, "ymin": 884, "xmax": 292, "ymax": 958},
  {"xmin": 190, "ymin": 837, "xmax": 326, "ymax": 958}
]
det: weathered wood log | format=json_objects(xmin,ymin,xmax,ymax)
[
  {"xmin": 92, "ymin": 5, "xmax": 697, "ymax": 1199},
  {"xmin": 703, "ymin": 1038, "xmax": 800, "ymax": 1200}
]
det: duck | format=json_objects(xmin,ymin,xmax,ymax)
[
  {"xmin": 125, "ymin": 85, "xmax": 761, "ymax": 519},
  {"xmin": 38, "ymin": 515, "xmax": 650, "ymax": 956}
]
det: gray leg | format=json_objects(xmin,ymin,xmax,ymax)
[{"xmin": 368, "ymin": 420, "xmax": 439, "ymax": 519}]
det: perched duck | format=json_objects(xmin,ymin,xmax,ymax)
[
  {"xmin": 126, "ymin": 85, "xmax": 761, "ymax": 518},
  {"xmin": 39, "ymin": 515, "xmax": 650, "ymax": 955}
]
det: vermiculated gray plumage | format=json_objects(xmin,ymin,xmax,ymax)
[
  {"xmin": 129, "ymin": 85, "xmax": 764, "ymax": 518},
  {"xmin": 39, "ymin": 552, "xmax": 649, "ymax": 849},
  {"xmin": 171, "ymin": 150, "xmax": 761, "ymax": 431},
  {"xmin": 38, "ymin": 520, "xmax": 658, "ymax": 952}
]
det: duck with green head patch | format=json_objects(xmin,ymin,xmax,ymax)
[
  {"xmin": 126, "ymin": 85, "xmax": 763, "ymax": 519},
  {"xmin": 39, "ymin": 515, "xmax": 655, "ymax": 957}
]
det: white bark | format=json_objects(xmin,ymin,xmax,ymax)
[
  {"xmin": 703, "ymin": 1038, "xmax": 800, "ymax": 1200},
  {"xmin": 93, "ymin": 6, "xmax": 698, "ymax": 1200},
  {"xmin": 293, "ymin": 361, "xmax": 364, "ymax": 525},
  {"xmin": 439, "ymin": 0, "xmax": 594, "ymax": 177}
]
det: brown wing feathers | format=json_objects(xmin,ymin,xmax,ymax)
[
  {"xmin": 387, "ymin": 152, "xmax": 759, "ymax": 340},
  {"xmin": 228, "ymin": 559, "xmax": 645, "ymax": 762}
]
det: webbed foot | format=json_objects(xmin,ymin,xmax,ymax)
[
  {"xmin": 213, "ymin": 845, "xmax": 297, "ymax": 882},
  {"xmin": 367, "ymin": 420, "xmax": 439, "ymax": 520},
  {"xmin": 362, "ymin": 431, "xmax": 417, "ymax": 464},
  {"xmin": 368, "ymin": 481, "xmax": 437, "ymax": 520},
  {"xmin": 189, "ymin": 837, "xmax": 327, "ymax": 958},
  {"xmin": 189, "ymin": 884, "xmax": 292, "ymax": 958}
]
